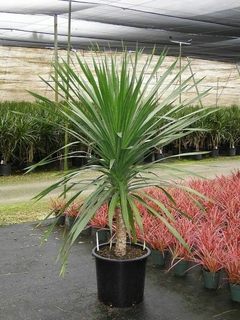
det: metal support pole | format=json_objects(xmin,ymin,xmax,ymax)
[
  {"xmin": 67, "ymin": 0, "xmax": 72, "ymax": 66},
  {"xmin": 54, "ymin": 14, "xmax": 58, "ymax": 103},
  {"xmin": 170, "ymin": 39, "xmax": 192, "ymax": 101},
  {"xmin": 170, "ymin": 39, "xmax": 191, "ymax": 157},
  {"xmin": 179, "ymin": 42, "xmax": 182, "ymax": 104},
  {"xmin": 216, "ymin": 77, "xmax": 219, "ymax": 107},
  {"xmin": 178, "ymin": 43, "xmax": 182, "ymax": 157},
  {"xmin": 236, "ymin": 63, "xmax": 240, "ymax": 76},
  {"xmin": 186, "ymin": 57, "xmax": 203, "ymax": 108},
  {"xmin": 63, "ymin": 0, "xmax": 72, "ymax": 197}
]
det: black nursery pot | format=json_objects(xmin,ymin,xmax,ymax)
[
  {"xmin": 92, "ymin": 243, "xmax": 151, "ymax": 308},
  {"xmin": 0, "ymin": 163, "xmax": 11, "ymax": 176},
  {"xmin": 227, "ymin": 147, "xmax": 236, "ymax": 156}
]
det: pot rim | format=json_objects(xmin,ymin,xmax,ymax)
[{"xmin": 92, "ymin": 242, "xmax": 151, "ymax": 262}]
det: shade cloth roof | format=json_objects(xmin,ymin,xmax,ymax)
[{"xmin": 0, "ymin": 0, "xmax": 240, "ymax": 63}]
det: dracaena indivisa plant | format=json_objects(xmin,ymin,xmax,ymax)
[{"xmin": 30, "ymin": 46, "xmax": 213, "ymax": 274}]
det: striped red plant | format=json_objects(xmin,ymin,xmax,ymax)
[
  {"xmin": 138, "ymin": 212, "xmax": 174, "ymax": 251},
  {"xmin": 167, "ymin": 216, "xmax": 197, "ymax": 262},
  {"xmin": 65, "ymin": 200, "xmax": 83, "ymax": 217},
  {"xmin": 193, "ymin": 220, "xmax": 224, "ymax": 273},
  {"xmin": 90, "ymin": 202, "xmax": 110, "ymax": 229},
  {"xmin": 222, "ymin": 237, "xmax": 240, "ymax": 284},
  {"xmin": 49, "ymin": 196, "xmax": 67, "ymax": 216}
]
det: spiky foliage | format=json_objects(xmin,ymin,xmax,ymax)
[{"xmin": 29, "ymin": 46, "xmax": 213, "ymax": 274}]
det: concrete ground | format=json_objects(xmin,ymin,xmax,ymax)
[
  {"xmin": 1, "ymin": 157, "xmax": 240, "ymax": 319},
  {"xmin": 1, "ymin": 221, "xmax": 240, "ymax": 320}
]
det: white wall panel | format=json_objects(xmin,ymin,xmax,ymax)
[{"xmin": 0, "ymin": 46, "xmax": 239, "ymax": 107}]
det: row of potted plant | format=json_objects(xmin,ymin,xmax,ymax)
[
  {"xmin": 50, "ymin": 197, "xmax": 111, "ymax": 240},
  {"xmin": 155, "ymin": 104, "xmax": 240, "ymax": 159},
  {"xmin": 141, "ymin": 171, "xmax": 240, "ymax": 301},
  {"xmin": 0, "ymin": 101, "xmax": 66, "ymax": 175},
  {"xmin": 1, "ymin": 102, "xmax": 240, "ymax": 175},
  {"xmin": 52, "ymin": 170, "xmax": 240, "ymax": 301}
]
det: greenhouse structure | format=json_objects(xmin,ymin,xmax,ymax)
[
  {"xmin": 1, "ymin": 0, "xmax": 240, "ymax": 105},
  {"xmin": 1, "ymin": 1, "xmax": 240, "ymax": 320}
]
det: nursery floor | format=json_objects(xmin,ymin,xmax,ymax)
[
  {"xmin": 1, "ymin": 157, "xmax": 240, "ymax": 319},
  {"xmin": 0, "ymin": 220, "xmax": 240, "ymax": 320}
]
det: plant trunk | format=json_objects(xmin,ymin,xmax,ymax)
[{"xmin": 114, "ymin": 205, "xmax": 127, "ymax": 257}]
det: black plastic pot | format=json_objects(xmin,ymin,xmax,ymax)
[
  {"xmin": 92, "ymin": 243, "xmax": 151, "ymax": 308},
  {"xmin": 227, "ymin": 147, "xmax": 236, "ymax": 156},
  {"xmin": 95, "ymin": 229, "xmax": 109, "ymax": 243},
  {"xmin": 193, "ymin": 153, "xmax": 202, "ymax": 160},
  {"xmin": 72, "ymin": 156, "xmax": 82, "ymax": 167},
  {"xmin": 144, "ymin": 153, "xmax": 153, "ymax": 163},
  {"xmin": 154, "ymin": 153, "xmax": 164, "ymax": 161},
  {"xmin": 22, "ymin": 162, "xmax": 35, "ymax": 173},
  {"xmin": 172, "ymin": 146, "xmax": 179, "ymax": 155},
  {"xmin": 210, "ymin": 148, "xmax": 219, "ymax": 158},
  {"xmin": 0, "ymin": 163, "xmax": 11, "ymax": 176},
  {"xmin": 56, "ymin": 214, "xmax": 65, "ymax": 226},
  {"xmin": 80, "ymin": 225, "xmax": 92, "ymax": 236}
]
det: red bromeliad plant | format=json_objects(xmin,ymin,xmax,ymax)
[
  {"xmin": 49, "ymin": 197, "xmax": 68, "ymax": 217},
  {"xmin": 65, "ymin": 201, "xmax": 83, "ymax": 218},
  {"xmin": 168, "ymin": 216, "xmax": 197, "ymax": 266},
  {"xmin": 193, "ymin": 220, "xmax": 224, "ymax": 273},
  {"xmin": 222, "ymin": 239, "xmax": 240, "ymax": 284},
  {"xmin": 138, "ymin": 211, "xmax": 174, "ymax": 252},
  {"xmin": 187, "ymin": 178, "xmax": 219, "ymax": 217},
  {"xmin": 133, "ymin": 172, "xmax": 240, "ymax": 280},
  {"xmin": 89, "ymin": 202, "xmax": 111, "ymax": 230},
  {"xmin": 221, "ymin": 219, "xmax": 240, "ymax": 284}
]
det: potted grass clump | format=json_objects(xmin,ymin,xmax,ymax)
[{"xmin": 31, "ymin": 45, "xmax": 213, "ymax": 308}]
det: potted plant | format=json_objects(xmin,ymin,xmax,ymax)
[
  {"xmin": 167, "ymin": 217, "xmax": 196, "ymax": 277},
  {"xmin": 194, "ymin": 222, "xmax": 224, "ymax": 289},
  {"xmin": 223, "ymin": 105, "xmax": 240, "ymax": 156},
  {"xmin": 64, "ymin": 200, "xmax": 81, "ymax": 228},
  {"xmin": 154, "ymin": 147, "xmax": 164, "ymax": 161},
  {"xmin": 36, "ymin": 105, "xmax": 66, "ymax": 169},
  {"xmin": 222, "ymin": 229, "xmax": 240, "ymax": 302},
  {"xmin": 63, "ymin": 200, "xmax": 92, "ymax": 235},
  {"xmin": 188, "ymin": 106, "xmax": 209, "ymax": 160},
  {"xmin": 90, "ymin": 202, "xmax": 110, "ymax": 242},
  {"xmin": 0, "ymin": 105, "xmax": 19, "ymax": 175},
  {"xmin": 49, "ymin": 197, "xmax": 67, "ymax": 226},
  {"xmin": 205, "ymin": 108, "xmax": 225, "ymax": 157},
  {"xmin": 142, "ymin": 214, "xmax": 173, "ymax": 266},
  {"xmin": 31, "ymin": 46, "xmax": 212, "ymax": 307},
  {"xmin": 17, "ymin": 111, "xmax": 40, "ymax": 171}
]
